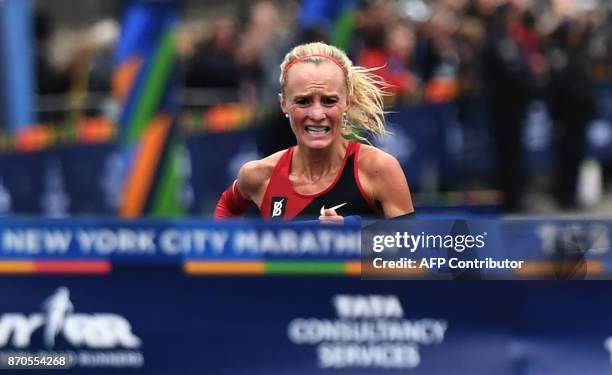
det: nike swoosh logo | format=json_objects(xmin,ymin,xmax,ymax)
[{"xmin": 320, "ymin": 202, "xmax": 347, "ymax": 216}]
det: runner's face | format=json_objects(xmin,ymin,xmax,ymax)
[{"xmin": 281, "ymin": 61, "xmax": 349, "ymax": 150}]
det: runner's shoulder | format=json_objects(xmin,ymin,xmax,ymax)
[
  {"xmin": 357, "ymin": 144, "xmax": 402, "ymax": 178},
  {"xmin": 238, "ymin": 149, "xmax": 286, "ymax": 194}
]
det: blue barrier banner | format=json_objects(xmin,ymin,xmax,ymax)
[
  {"xmin": 1, "ymin": 218, "xmax": 611, "ymax": 280},
  {"xmin": 0, "ymin": 219, "xmax": 611, "ymax": 373},
  {"xmin": 1, "ymin": 276, "xmax": 612, "ymax": 374}
]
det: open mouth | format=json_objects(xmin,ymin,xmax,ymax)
[{"xmin": 305, "ymin": 125, "xmax": 330, "ymax": 135}]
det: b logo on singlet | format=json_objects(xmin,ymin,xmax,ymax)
[{"xmin": 271, "ymin": 196, "xmax": 287, "ymax": 218}]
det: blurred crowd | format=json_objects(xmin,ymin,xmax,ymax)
[
  {"xmin": 31, "ymin": 0, "xmax": 612, "ymax": 212},
  {"xmin": 37, "ymin": 0, "xmax": 612, "ymax": 108},
  {"xmin": 177, "ymin": 0, "xmax": 612, "ymax": 102}
]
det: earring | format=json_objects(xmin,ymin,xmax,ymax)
[{"xmin": 285, "ymin": 113, "xmax": 289, "ymax": 118}]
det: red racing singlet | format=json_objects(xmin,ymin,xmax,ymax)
[{"xmin": 260, "ymin": 141, "xmax": 380, "ymax": 220}]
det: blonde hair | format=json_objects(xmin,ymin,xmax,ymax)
[{"xmin": 279, "ymin": 42, "xmax": 388, "ymax": 138}]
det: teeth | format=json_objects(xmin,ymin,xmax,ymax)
[{"xmin": 305, "ymin": 126, "xmax": 329, "ymax": 134}]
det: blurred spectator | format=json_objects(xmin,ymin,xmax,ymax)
[
  {"xmin": 87, "ymin": 19, "xmax": 119, "ymax": 94},
  {"xmin": 236, "ymin": 1, "xmax": 293, "ymax": 106},
  {"xmin": 386, "ymin": 22, "xmax": 419, "ymax": 97},
  {"xmin": 183, "ymin": 18, "xmax": 240, "ymax": 98},
  {"xmin": 34, "ymin": 10, "xmax": 70, "ymax": 96},
  {"xmin": 511, "ymin": 10, "xmax": 547, "ymax": 77},
  {"xmin": 33, "ymin": 9, "xmax": 118, "ymax": 123},
  {"xmin": 482, "ymin": 3, "xmax": 539, "ymax": 211},
  {"xmin": 546, "ymin": 19, "xmax": 597, "ymax": 209},
  {"xmin": 417, "ymin": 3, "xmax": 460, "ymax": 102},
  {"xmin": 239, "ymin": 1, "xmax": 297, "ymax": 155},
  {"xmin": 357, "ymin": 21, "xmax": 419, "ymax": 100},
  {"xmin": 354, "ymin": 1, "xmax": 419, "ymax": 100},
  {"xmin": 455, "ymin": 15, "xmax": 485, "ymax": 96},
  {"xmin": 34, "ymin": 10, "xmax": 71, "ymax": 123}
]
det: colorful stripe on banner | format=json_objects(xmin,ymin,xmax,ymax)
[
  {"xmin": 0, "ymin": 260, "xmax": 606, "ymax": 277},
  {"xmin": 183, "ymin": 261, "xmax": 363, "ymax": 276},
  {"xmin": 124, "ymin": 30, "xmax": 176, "ymax": 144},
  {"xmin": 114, "ymin": 9, "xmax": 180, "ymax": 217},
  {"xmin": 183, "ymin": 260, "xmax": 607, "ymax": 277},
  {"xmin": 184, "ymin": 262, "xmax": 265, "ymax": 275},
  {"xmin": 0, "ymin": 260, "xmax": 111, "ymax": 274},
  {"xmin": 150, "ymin": 137, "xmax": 185, "ymax": 217},
  {"xmin": 120, "ymin": 114, "xmax": 172, "ymax": 217},
  {"xmin": 113, "ymin": 56, "xmax": 143, "ymax": 105}
]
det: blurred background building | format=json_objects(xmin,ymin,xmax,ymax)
[{"xmin": 1, "ymin": 0, "xmax": 612, "ymax": 217}]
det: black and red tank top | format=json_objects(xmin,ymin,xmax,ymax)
[{"xmin": 260, "ymin": 141, "xmax": 380, "ymax": 219}]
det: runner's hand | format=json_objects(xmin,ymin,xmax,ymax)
[{"xmin": 319, "ymin": 209, "xmax": 344, "ymax": 225}]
